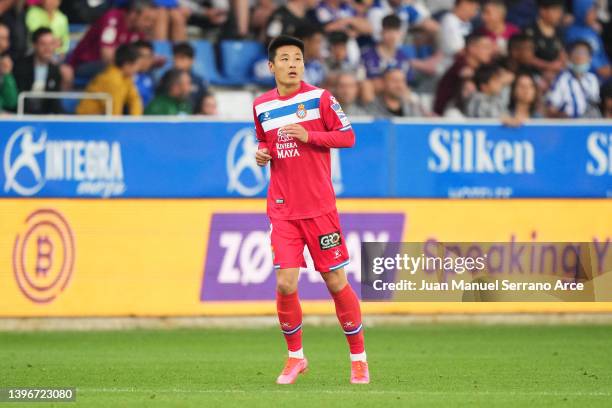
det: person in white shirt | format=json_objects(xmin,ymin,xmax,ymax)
[{"xmin": 438, "ymin": 0, "xmax": 481, "ymax": 73}]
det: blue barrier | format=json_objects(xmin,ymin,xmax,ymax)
[{"xmin": 0, "ymin": 118, "xmax": 610, "ymax": 198}]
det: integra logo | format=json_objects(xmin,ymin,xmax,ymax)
[
  {"xmin": 3, "ymin": 126, "xmax": 126, "ymax": 197},
  {"xmin": 427, "ymin": 128, "xmax": 535, "ymax": 174}
]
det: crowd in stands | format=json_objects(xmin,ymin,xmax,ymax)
[{"xmin": 0, "ymin": 0, "xmax": 610, "ymax": 120}]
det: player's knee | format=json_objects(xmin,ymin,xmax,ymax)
[
  {"xmin": 322, "ymin": 270, "xmax": 348, "ymax": 294},
  {"xmin": 276, "ymin": 277, "xmax": 298, "ymax": 295}
]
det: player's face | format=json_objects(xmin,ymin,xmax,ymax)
[{"xmin": 269, "ymin": 45, "xmax": 304, "ymax": 87}]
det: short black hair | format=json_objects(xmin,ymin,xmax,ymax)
[
  {"xmin": 536, "ymin": 0, "xmax": 564, "ymax": 8},
  {"xmin": 567, "ymin": 39, "xmax": 592, "ymax": 56},
  {"xmin": 126, "ymin": 0, "xmax": 154, "ymax": 12},
  {"xmin": 31, "ymin": 27, "xmax": 53, "ymax": 44},
  {"xmin": 465, "ymin": 32, "xmax": 488, "ymax": 47},
  {"xmin": 382, "ymin": 14, "xmax": 402, "ymax": 30},
  {"xmin": 114, "ymin": 44, "xmax": 140, "ymax": 67},
  {"xmin": 483, "ymin": 0, "xmax": 506, "ymax": 8},
  {"xmin": 474, "ymin": 63, "xmax": 501, "ymax": 90},
  {"xmin": 328, "ymin": 30, "xmax": 349, "ymax": 45},
  {"xmin": 158, "ymin": 68, "xmax": 189, "ymax": 95},
  {"xmin": 172, "ymin": 42, "xmax": 195, "ymax": 58},
  {"xmin": 293, "ymin": 25, "xmax": 323, "ymax": 41},
  {"xmin": 508, "ymin": 33, "xmax": 532, "ymax": 50},
  {"xmin": 267, "ymin": 35, "xmax": 305, "ymax": 62},
  {"xmin": 133, "ymin": 39, "xmax": 153, "ymax": 52}
]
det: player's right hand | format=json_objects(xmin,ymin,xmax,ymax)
[{"xmin": 255, "ymin": 148, "xmax": 272, "ymax": 167}]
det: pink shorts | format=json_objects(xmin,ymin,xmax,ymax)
[{"xmin": 270, "ymin": 210, "xmax": 350, "ymax": 273}]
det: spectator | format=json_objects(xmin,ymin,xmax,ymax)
[
  {"xmin": 505, "ymin": 34, "xmax": 540, "ymax": 76},
  {"xmin": 523, "ymin": 0, "xmax": 566, "ymax": 80},
  {"xmin": 295, "ymin": 24, "xmax": 326, "ymax": 86},
  {"xmin": 68, "ymin": 0, "xmax": 156, "ymax": 79},
  {"xmin": 477, "ymin": 0, "xmax": 520, "ymax": 55},
  {"xmin": 0, "ymin": 22, "xmax": 17, "ymax": 112},
  {"xmin": 250, "ymin": 0, "xmax": 277, "ymax": 40},
  {"xmin": 334, "ymin": 71, "xmax": 370, "ymax": 115},
  {"xmin": 325, "ymin": 30, "xmax": 363, "ymax": 76},
  {"xmin": 503, "ymin": 71, "xmax": 542, "ymax": 125},
  {"xmin": 1, "ymin": 0, "xmax": 28, "ymax": 61},
  {"xmin": 361, "ymin": 14, "xmax": 411, "ymax": 92},
  {"xmin": 505, "ymin": 0, "xmax": 537, "ymax": 29},
  {"xmin": 14, "ymin": 27, "xmax": 62, "ymax": 114},
  {"xmin": 264, "ymin": 0, "xmax": 318, "ymax": 43},
  {"xmin": 180, "ymin": 0, "xmax": 228, "ymax": 35},
  {"xmin": 133, "ymin": 40, "xmax": 155, "ymax": 107},
  {"xmin": 367, "ymin": 0, "xmax": 438, "ymax": 42},
  {"xmin": 546, "ymin": 40, "xmax": 601, "ymax": 118},
  {"xmin": 199, "ymin": 91, "xmax": 217, "ymax": 115},
  {"xmin": 438, "ymin": 0, "xmax": 481, "ymax": 72},
  {"xmin": 154, "ymin": 1, "xmax": 189, "ymax": 41},
  {"xmin": 311, "ymin": 0, "xmax": 372, "ymax": 36},
  {"xmin": 145, "ymin": 68, "xmax": 192, "ymax": 115},
  {"xmin": 434, "ymin": 32, "xmax": 494, "ymax": 116},
  {"xmin": 171, "ymin": 42, "xmax": 207, "ymax": 112},
  {"xmin": 564, "ymin": 0, "xmax": 611, "ymax": 80},
  {"xmin": 465, "ymin": 63, "xmax": 507, "ymax": 117},
  {"xmin": 25, "ymin": 0, "xmax": 69, "ymax": 56},
  {"xmin": 368, "ymin": 67, "xmax": 428, "ymax": 116},
  {"xmin": 600, "ymin": 80, "xmax": 612, "ymax": 118},
  {"xmin": 76, "ymin": 43, "xmax": 143, "ymax": 115}
]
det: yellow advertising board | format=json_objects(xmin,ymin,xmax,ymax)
[{"xmin": 0, "ymin": 199, "xmax": 610, "ymax": 316}]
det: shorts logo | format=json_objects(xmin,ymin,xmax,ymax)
[
  {"xmin": 319, "ymin": 231, "xmax": 341, "ymax": 250},
  {"xmin": 296, "ymin": 103, "xmax": 307, "ymax": 119},
  {"xmin": 13, "ymin": 209, "xmax": 76, "ymax": 303}
]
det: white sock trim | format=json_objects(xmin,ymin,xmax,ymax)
[
  {"xmin": 350, "ymin": 351, "xmax": 367, "ymax": 362},
  {"xmin": 289, "ymin": 348, "xmax": 304, "ymax": 359}
]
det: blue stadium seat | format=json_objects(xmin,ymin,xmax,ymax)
[
  {"xmin": 68, "ymin": 24, "xmax": 88, "ymax": 34},
  {"xmin": 190, "ymin": 40, "xmax": 243, "ymax": 86},
  {"xmin": 219, "ymin": 40, "xmax": 266, "ymax": 85},
  {"xmin": 61, "ymin": 98, "xmax": 79, "ymax": 114}
]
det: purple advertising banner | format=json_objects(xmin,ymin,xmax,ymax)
[{"xmin": 200, "ymin": 213, "xmax": 405, "ymax": 301}]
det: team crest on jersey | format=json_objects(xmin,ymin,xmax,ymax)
[
  {"xmin": 296, "ymin": 103, "xmax": 307, "ymax": 119},
  {"xmin": 330, "ymin": 96, "xmax": 351, "ymax": 127}
]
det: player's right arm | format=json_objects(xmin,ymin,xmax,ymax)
[{"xmin": 253, "ymin": 105, "xmax": 272, "ymax": 167}]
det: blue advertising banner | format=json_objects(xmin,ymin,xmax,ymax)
[{"xmin": 0, "ymin": 118, "xmax": 610, "ymax": 198}]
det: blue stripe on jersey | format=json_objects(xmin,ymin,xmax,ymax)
[{"xmin": 257, "ymin": 97, "xmax": 321, "ymax": 123}]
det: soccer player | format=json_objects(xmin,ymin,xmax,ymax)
[{"xmin": 253, "ymin": 35, "xmax": 368, "ymax": 385}]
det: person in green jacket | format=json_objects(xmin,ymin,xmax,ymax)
[
  {"xmin": 144, "ymin": 68, "xmax": 192, "ymax": 115},
  {"xmin": 0, "ymin": 23, "xmax": 17, "ymax": 112}
]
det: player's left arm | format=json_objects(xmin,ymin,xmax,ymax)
[{"xmin": 283, "ymin": 90, "xmax": 355, "ymax": 148}]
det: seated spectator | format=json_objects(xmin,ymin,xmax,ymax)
[
  {"xmin": 263, "ymin": 0, "xmax": 315, "ymax": 43},
  {"xmin": 361, "ymin": 14, "xmax": 410, "ymax": 91},
  {"xmin": 367, "ymin": 0, "xmax": 438, "ymax": 42},
  {"xmin": 180, "ymin": 0, "xmax": 228, "ymax": 36},
  {"xmin": 564, "ymin": 0, "xmax": 611, "ymax": 80},
  {"xmin": 0, "ymin": 21, "xmax": 17, "ymax": 112},
  {"xmin": 76, "ymin": 43, "xmax": 143, "ymax": 115},
  {"xmin": 600, "ymin": 80, "xmax": 612, "ymax": 118},
  {"xmin": 523, "ymin": 0, "xmax": 566, "ymax": 80},
  {"xmin": 133, "ymin": 40, "xmax": 155, "ymax": 107},
  {"xmin": 172, "ymin": 42, "xmax": 207, "ymax": 112},
  {"xmin": 295, "ymin": 24, "xmax": 326, "ymax": 86},
  {"xmin": 503, "ymin": 71, "xmax": 542, "ymax": 125},
  {"xmin": 334, "ymin": 71, "xmax": 370, "ymax": 116},
  {"xmin": 546, "ymin": 40, "xmax": 601, "ymax": 118},
  {"xmin": 68, "ymin": 0, "xmax": 156, "ymax": 79},
  {"xmin": 14, "ymin": 27, "xmax": 62, "ymax": 114},
  {"xmin": 26, "ymin": 0, "xmax": 69, "ymax": 56},
  {"xmin": 145, "ymin": 68, "xmax": 192, "ymax": 115},
  {"xmin": 250, "ymin": 0, "xmax": 277, "ymax": 40},
  {"xmin": 325, "ymin": 30, "xmax": 364, "ymax": 77},
  {"xmin": 368, "ymin": 67, "xmax": 428, "ymax": 117},
  {"xmin": 477, "ymin": 0, "xmax": 520, "ymax": 55},
  {"xmin": 199, "ymin": 91, "xmax": 218, "ymax": 115},
  {"xmin": 438, "ymin": 0, "xmax": 481, "ymax": 72},
  {"xmin": 505, "ymin": 34, "xmax": 540, "ymax": 76},
  {"xmin": 1, "ymin": 0, "xmax": 28, "ymax": 61},
  {"xmin": 434, "ymin": 32, "xmax": 494, "ymax": 116},
  {"xmin": 115, "ymin": 0, "xmax": 189, "ymax": 40},
  {"xmin": 465, "ymin": 63, "xmax": 507, "ymax": 117}
]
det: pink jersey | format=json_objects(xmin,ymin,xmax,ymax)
[
  {"xmin": 253, "ymin": 81, "xmax": 355, "ymax": 220},
  {"xmin": 68, "ymin": 9, "xmax": 144, "ymax": 68}
]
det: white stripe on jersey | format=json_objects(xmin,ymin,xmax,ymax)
[
  {"xmin": 261, "ymin": 108, "xmax": 321, "ymax": 132},
  {"xmin": 254, "ymin": 88, "xmax": 325, "ymax": 117}
]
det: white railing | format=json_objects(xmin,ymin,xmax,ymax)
[{"xmin": 17, "ymin": 91, "xmax": 113, "ymax": 116}]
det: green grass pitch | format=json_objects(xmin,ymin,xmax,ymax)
[{"xmin": 1, "ymin": 324, "xmax": 611, "ymax": 407}]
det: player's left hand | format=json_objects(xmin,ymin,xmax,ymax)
[{"xmin": 282, "ymin": 124, "xmax": 309, "ymax": 143}]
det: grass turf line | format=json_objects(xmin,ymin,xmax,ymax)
[{"xmin": 1, "ymin": 325, "xmax": 611, "ymax": 407}]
